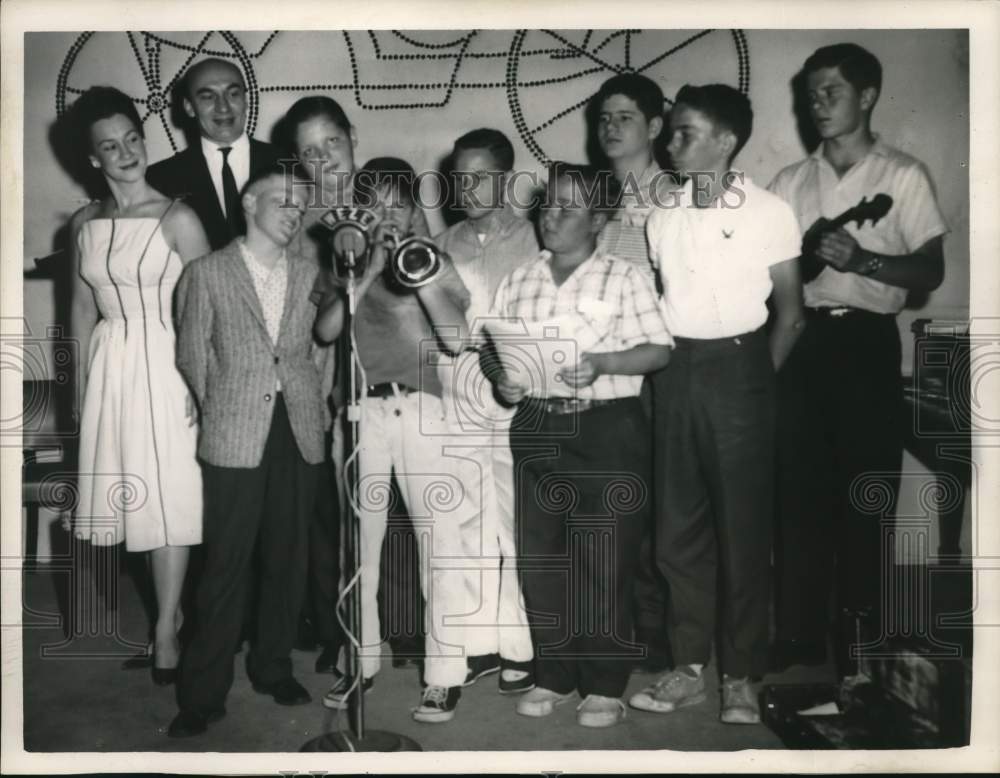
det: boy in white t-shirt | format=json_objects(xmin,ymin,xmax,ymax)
[{"xmin": 630, "ymin": 84, "xmax": 805, "ymax": 725}]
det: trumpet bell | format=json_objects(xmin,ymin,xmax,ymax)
[{"xmin": 391, "ymin": 236, "xmax": 442, "ymax": 288}]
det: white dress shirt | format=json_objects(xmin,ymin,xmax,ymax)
[
  {"xmin": 769, "ymin": 137, "xmax": 949, "ymax": 314},
  {"xmin": 201, "ymin": 132, "xmax": 251, "ymax": 218}
]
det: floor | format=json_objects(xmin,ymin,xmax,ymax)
[{"xmin": 18, "ymin": 550, "xmax": 841, "ymax": 754}]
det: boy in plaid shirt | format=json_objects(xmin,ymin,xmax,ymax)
[{"xmin": 489, "ymin": 163, "xmax": 672, "ymax": 728}]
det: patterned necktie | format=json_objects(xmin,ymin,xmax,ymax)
[{"xmin": 220, "ymin": 146, "xmax": 245, "ymax": 238}]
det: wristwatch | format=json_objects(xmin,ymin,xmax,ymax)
[{"xmin": 856, "ymin": 252, "xmax": 884, "ymax": 277}]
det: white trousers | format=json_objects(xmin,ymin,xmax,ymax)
[
  {"xmin": 439, "ymin": 353, "xmax": 534, "ymax": 662},
  {"xmin": 354, "ymin": 390, "xmax": 476, "ymax": 687}
]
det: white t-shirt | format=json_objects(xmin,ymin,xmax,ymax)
[
  {"xmin": 768, "ymin": 138, "xmax": 948, "ymax": 314},
  {"xmin": 646, "ymin": 173, "xmax": 801, "ymax": 339}
]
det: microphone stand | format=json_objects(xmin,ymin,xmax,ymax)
[{"xmin": 301, "ymin": 241, "xmax": 420, "ymax": 753}]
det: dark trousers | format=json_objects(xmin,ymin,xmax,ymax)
[
  {"xmin": 634, "ymin": 369, "xmax": 670, "ymax": 640},
  {"xmin": 179, "ymin": 395, "xmax": 320, "ymax": 712},
  {"xmin": 774, "ymin": 310, "xmax": 903, "ymax": 645},
  {"xmin": 511, "ymin": 397, "xmax": 648, "ymax": 698},
  {"xmin": 303, "ymin": 438, "xmax": 343, "ymax": 648},
  {"xmin": 654, "ymin": 329, "xmax": 775, "ymax": 679}
]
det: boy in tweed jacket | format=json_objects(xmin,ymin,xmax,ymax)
[{"xmin": 168, "ymin": 169, "xmax": 342, "ymax": 738}]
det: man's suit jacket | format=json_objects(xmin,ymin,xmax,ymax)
[
  {"xmin": 148, "ymin": 138, "xmax": 282, "ymax": 251},
  {"xmin": 175, "ymin": 238, "xmax": 325, "ymax": 468}
]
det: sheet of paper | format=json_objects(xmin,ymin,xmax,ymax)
[{"xmin": 483, "ymin": 315, "xmax": 607, "ymax": 398}]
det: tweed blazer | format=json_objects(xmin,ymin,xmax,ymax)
[
  {"xmin": 175, "ymin": 238, "xmax": 325, "ymax": 468},
  {"xmin": 148, "ymin": 138, "xmax": 281, "ymax": 251}
]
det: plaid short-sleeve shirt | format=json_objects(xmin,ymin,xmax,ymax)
[{"xmin": 490, "ymin": 248, "xmax": 673, "ymax": 400}]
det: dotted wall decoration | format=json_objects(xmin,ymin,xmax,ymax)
[{"xmin": 55, "ymin": 29, "xmax": 750, "ymax": 164}]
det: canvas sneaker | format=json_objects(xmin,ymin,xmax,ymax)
[
  {"xmin": 628, "ymin": 665, "xmax": 707, "ymax": 713},
  {"xmin": 462, "ymin": 653, "xmax": 501, "ymax": 687},
  {"xmin": 720, "ymin": 675, "xmax": 760, "ymax": 724},
  {"xmin": 516, "ymin": 686, "xmax": 575, "ymax": 717},
  {"xmin": 576, "ymin": 694, "xmax": 626, "ymax": 727},
  {"xmin": 498, "ymin": 660, "xmax": 535, "ymax": 695},
  {"xmin": 412, "ymin": 685, "xmax": 461, "ymax": 723},
  {"xmin": 322, "ymin": 670, "xmax": 373, "ymax": 710}
]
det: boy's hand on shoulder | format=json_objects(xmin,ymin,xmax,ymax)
[{"xmin": 559, "ymin": 352, "xmax": 607, "ymax": 389}]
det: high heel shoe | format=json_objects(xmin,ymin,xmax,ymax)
[
  {"xmin": 152, "ymin": 665, "xmax": 179, "ymax": 686},
  {"xmin": 151, "ymin": 633, "xmax": 181, "ymax": 686},
  {"xmin": 122, "ymin": 639, "xmax": 180, "ymax": 685},
  {"xmin": 121, "ymin": 648, "xmax": 178, "ymax": 684}
]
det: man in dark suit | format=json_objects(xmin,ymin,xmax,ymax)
[
  {"xmin": 168, "ymin": 169, "xmax": 340, "ymax": 738},
  {"xmin": 148, "ymin": 57, "xmax": 281, "ymax": 250}
]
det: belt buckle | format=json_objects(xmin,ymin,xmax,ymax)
[
  {"xmin": 829, "ymin": 307, "xmax": 851, "ymax": 317},
  {"xmin": 544, "ymin": 397, "xmax": 589, "ymax": 415}
]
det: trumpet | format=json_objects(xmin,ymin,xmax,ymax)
[{"xmin": 384, "ymin": 228, "xmax": 444, "ymax": 289}]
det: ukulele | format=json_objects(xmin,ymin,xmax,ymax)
[{"xmin": 799, "ymin": 194, "xmax": 893, "ymax": 283}]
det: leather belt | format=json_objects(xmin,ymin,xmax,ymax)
[
  {"xmin": 526, "ymin": 396, "xmax": 627, "ymax": 416},
  {"xmin": 807, "ymin": 306, "xmax": 892, "ymax": 319},
  {"xmin": 366, "ymin": 382, "xmax": 416, "ymax": 398}
]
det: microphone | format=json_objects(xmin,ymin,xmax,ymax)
[
  {"xmin": 333, "ymin": 224, "xmax": 368, "ymax": 269},
  {"xmin": 319, "ymin": 206, "xmax": 378, "ymax": 278}
]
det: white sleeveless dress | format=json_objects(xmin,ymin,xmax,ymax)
[{"xmin": 74, "ymin": 211, "xmax": 202, "ymax": 551}]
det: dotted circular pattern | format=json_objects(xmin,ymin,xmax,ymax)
[{"xmin": 56, "ymin": 29, "xmax": 750, "ymax": 165}]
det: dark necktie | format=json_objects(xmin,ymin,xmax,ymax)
[{"xmin": 220, "ymin": 146, "xmax": 245, "ymax": 238}]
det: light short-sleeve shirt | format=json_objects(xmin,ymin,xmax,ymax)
[
  {"xmin": 646, "ymin": 174, "xmax": 801, "ymax": 339},
  {"xmin": 768, "ymin": 138, "xmax": 948, "ymax": 314},
  {"xmin": 490, "ymin": 248, "xmax": 673, "ymax": 400},
  {"xmin": 436, "ymin": 204, "xmax": 539, "ymax": 324}
]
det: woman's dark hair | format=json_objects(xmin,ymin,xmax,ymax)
[
  {"xmin": 452, "ymin": 128, "xmax": 515, "ymax": 172},
  {"xmin": 354, "ymin": 156, "xmax": 417, "ymax": 210},
  {"xmin": 282, "ymin": 96, "xmax": 352, "ymax": 155},
  {"xmin": 70, "ymin": 86, "xmax": 144, "ymax": 158}
]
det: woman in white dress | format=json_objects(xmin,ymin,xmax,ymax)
[{"xmin": 68, "ymin": 87, "xmax": 209, "ymax": 684}]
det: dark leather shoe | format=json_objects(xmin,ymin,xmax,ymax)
[
  {"xmin": 252, "ymin": 676, "xmax": 312, "ymax": 706},
  {"xmin": 315, "ymin": 643, "xmax": 339, "ymax": 674},
  {"xmin": 768, "ymin": 639, "xmax": 827, "ymax": 672},
  {"xmin": 167, "ymin": 707, "xmax": 225, "ymax": 738}
]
